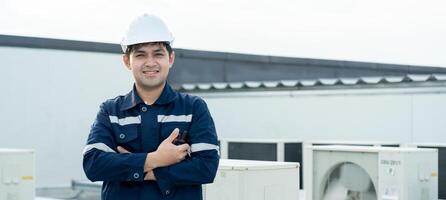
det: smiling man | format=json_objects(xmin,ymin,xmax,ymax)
[{"xmin": 82, "ymin": 14, "xmax": 220, "ymax": 200}]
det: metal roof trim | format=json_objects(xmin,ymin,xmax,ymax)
[
  {"xmin": 182, "ymin": 84, "xmax": 197, "ymax": 90},
  {"xmin": 280, "ymin": 80, "xmax": 299, "ymax": 87},
  {"xmin": 383, "ymin": 76, "xmax": 405, "ymax": 83},
  {"xmin": 262, "ymin": 81, "xmax": 280, "ymax": 88},
  {"xmin": 197, "ymin": 83, "xmax": 212, "ymax": 90},
  {"xmin": 300, "ymin": 80, "xmax": 318, "ymax": 86},
  {"xmin": 229, "ymin": 82, "xmax": 244, "ymax": 89},
  {"xmin": 432, "ymin": 74, "xmax": 446, "ymax": 81},
  {"xmin": 360, "ymin": 77, "xmax": 384, "ymax": 84},
  {"xmin": 407, "ymin": 74, "xmax": 431, "ymax": 82},
  {"xmin": 178, "ymin": 74, "xmax": 446, "ymax": 92},
  {"xmin": 339, "ymin": 78, "xmax": 360, "ymax": 85},
  {"xmin": 212, "ymin": 83, "xmax": 229, "ymax": 89},
  {"xmin": 318, "ymin": 78, "xmax": 340, "ymax": 86},
  {"xmin": 245, "ymin": 81, "xmax": 262, "ymax": 88}
]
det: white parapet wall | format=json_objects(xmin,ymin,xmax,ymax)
[
  {"xmin": 0, "ymin": 46, "xmax": 132, "ymax": 187},
  {"xmin": 196, "ymin": 85, "xmax": 446, "ymax": 143}
]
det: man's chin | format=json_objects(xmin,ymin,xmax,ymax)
[{"xmin": 139, "ymin": 80, "xmax": 165, "ymax": 90}]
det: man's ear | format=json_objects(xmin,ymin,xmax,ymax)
[
  {"xmin": 123, "ymin": 54, "xmax": 131, "ymax": 70},
  {"xmin": 169, "ymin": 51, "xmax": 175, "ymax": 68}
]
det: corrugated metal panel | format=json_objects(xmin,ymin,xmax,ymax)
[{"xmin": 178, "ymin": 74, "xmax": 446, "ymax": 92}]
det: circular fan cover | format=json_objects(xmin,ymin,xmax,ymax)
[{"xmin": 322, "ymin": 162, "xmax": 377, "ymax": 200}]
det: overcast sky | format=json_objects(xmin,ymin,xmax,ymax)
[{"xmin": 1, "ymin": 0, "xmax": 445, "ymax": 67}]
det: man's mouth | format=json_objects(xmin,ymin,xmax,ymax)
[{"xmin": 142, "ymin": 69, "xmax": 160, "ymax": 76}]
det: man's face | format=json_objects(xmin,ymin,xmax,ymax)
[{"xmin": 123, "ymin": 43, "xmax": 175, "ymax": 90}]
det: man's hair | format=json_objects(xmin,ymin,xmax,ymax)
[{"xmin": 124, "ymin": 42, "xmax": 173, "ymax": 56}]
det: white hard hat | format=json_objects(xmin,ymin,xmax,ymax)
[{"xmin": 121, "ymin": 14, "xmax": 174, "ymax": 53}]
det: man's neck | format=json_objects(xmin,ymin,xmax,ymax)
[{"xmin": 135, "ymin": 82, "xmax": 166, "ymax": 105}]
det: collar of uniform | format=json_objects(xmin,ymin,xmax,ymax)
[
  {"xmin": 120, "ymin": 84, "xmax": 144, "ymax": 111},
  {"xmin": 153, "ymin": 82, "xmax": 178, "ymax": 105},
  {"xmin": 120, "ymin": 83, "xmax": 178, "ymax": 111}
]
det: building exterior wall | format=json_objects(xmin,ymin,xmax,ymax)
[
  {"xmin": 0, "ymin": 46, "xmax": 133, "ymax": 187},
  {"xmin": 198, "ymin": 87, "xmax": 446, "ymax": 143}
]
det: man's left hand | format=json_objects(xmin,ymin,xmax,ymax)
[{"xmin": 117, "ymin": 146, "xmax": 156, "ymax": 181}]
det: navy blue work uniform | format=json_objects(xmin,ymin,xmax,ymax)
[{"xmin": 83, "ymin": 83, "xmax": 219, "ymax": 200}]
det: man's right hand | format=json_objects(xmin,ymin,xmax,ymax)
[{"xmin": 144, "ymin": 128, "xmax": 190, "ymax": 171}]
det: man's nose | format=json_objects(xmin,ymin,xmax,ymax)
[{"xmin": 144, "ymin": 56, "xmax": 157, "ymax": 67}]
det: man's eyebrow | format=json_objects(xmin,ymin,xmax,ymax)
[
  {"xmin": 153, "ymin": 48, "xmax": 166, "ymax": 53},
  {"xmin": 134, "ymin": 50, "xmax": 146, "ymax": 54}
]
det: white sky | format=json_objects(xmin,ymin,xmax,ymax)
[{"xmin": 1, "ymin": 0, "xmax": 445, "ymax": 67}]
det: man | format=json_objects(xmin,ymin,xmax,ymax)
[{"xmin": 83, "ymin": 14, "xmax": 220, "ymax": 200}]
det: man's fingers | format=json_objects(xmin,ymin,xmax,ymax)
[
  {"xmin": 117, "ymin": 146, "xmax": 131, "ymax": 154},
  {"xmin": 144, "ymin": 173, "xmax": 150, "ymax": 181},
  {"xmin": 144, "ymin": 171, "xmax": 156, "ymax": 181},
  {"xmin": 178, "ymin": 144, "xmax": 190, "ymax": 152},
  {"xmin": 180, "ymin": 152, "xmax": 188, "ymax": 160},
  {"xmin": 166, "ymin": 128, "xmax": 180, "ymax": 143}
]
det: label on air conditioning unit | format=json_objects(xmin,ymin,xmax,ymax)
[
  {"xmin": 380, "ymin": 159, "xmax": 402, "ymax": 166},
  {"xmin": 383, "ymin": 187, "xmax": 400, "ymax": 200}
]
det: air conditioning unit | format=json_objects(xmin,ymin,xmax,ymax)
[
  {"xmin": 203, "ymin": 159, "xmax": 300, "ymax": 200},
  {"xmin": 403, "ymin": 143, "xmax": 446, "ymax": 200},
  {"xmin": 307, "ymin": 140, "xmax": 400, "ymax": 147},
  {"xmin": 0, "ymin": 149, "xmax": 35, "ymax": 200},
  {"xmin": 219, "ymin": 138, "xmax": 400, "ymax": 190},
  {"xmin": 304, "ymin": 145, "xmax": 438, "ymax": 200}
]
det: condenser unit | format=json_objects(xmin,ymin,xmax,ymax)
[
  {"xmin": 203, "ymin": 159, "xmax": 299, "ymax": 200},
  {"xmin": 403, "ymin": 143, "xmax": 446, "ymax": 199},
  {"xmin": 304, "ymin": 145, "xmax": 438, "ymax": 200},
  {"xmin": 0, "ymin": 149, "xmax": 35, "ymax": 200},
  {"xmin": 219, "ymin": 138, "xmax": 399, "ymax": 190}
]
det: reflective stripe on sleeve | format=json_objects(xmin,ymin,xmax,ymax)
[
  {"xmin": 83, "ymin": 143, "xmax": 116, "ymax": 155},
  {"xmin": 190, "ymin": 143, "xmax": 220, "ymax": 155},
  {"xmin": 109, "ymin": 115, "xmax": 141, "ymax": 126},
  {"xmin": 157, "ymin": 115, "xmax": 193, "ymax": 123}
]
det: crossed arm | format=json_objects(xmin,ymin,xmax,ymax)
[
  {"xmin": 116, "ymin": 128, "xmax": 190, "ymax": 181},
  {"xmin": 84, "ymin": 99, "xmax": 219, "ymax": 186}
]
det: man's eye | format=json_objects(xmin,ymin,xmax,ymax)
[
  {"xmin": 155, "ymin": 53, "xmax": 164, "ymax": 57},
  {"xmin": 135, "ymin": 54, "xmax": 144, "ymax": 57}
]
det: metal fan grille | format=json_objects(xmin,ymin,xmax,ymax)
[{"xmin": 322, "ymin": 162, "xmax": 377, "ymax": 200}]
